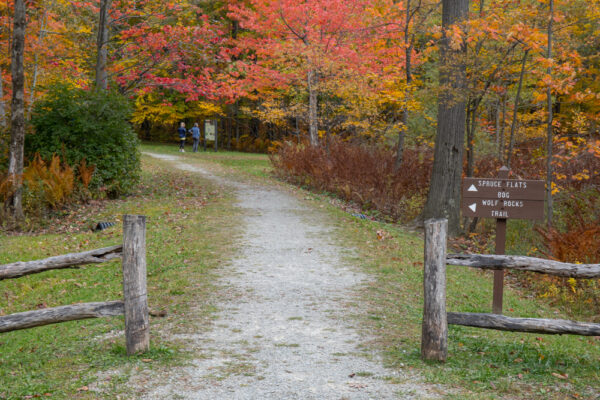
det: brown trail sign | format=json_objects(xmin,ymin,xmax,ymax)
[
  {"xmin": 461, "ymin": 167, "xmax": 545, "ymax": 314},
  {"xmin": 461, "ymin": 177, "xmax": 544, "ymax": 220}
]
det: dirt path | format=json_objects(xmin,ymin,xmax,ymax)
[{"xmin": 138, "ymin": 153, "xmax": 437, "ymax": 399}]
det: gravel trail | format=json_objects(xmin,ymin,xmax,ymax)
[{"xmin": 139, "ymin": 153, "xmax": 438, "ymax": 399}]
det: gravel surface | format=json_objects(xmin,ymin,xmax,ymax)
[{"xmin": 138, "ymin": 153, "xmax": 439, "ymax": 399}]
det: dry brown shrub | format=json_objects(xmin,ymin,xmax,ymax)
[{"xmin": 271, "ymin": 138, "xmax": 432, "ymax": 221}]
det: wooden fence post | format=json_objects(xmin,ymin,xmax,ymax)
[
  {"xmin": 421, "ymin": 218, "xmax": 448, "ymax": 362},
  {"xmin": 122, "ymin": 215, "xmax": 149, "ymax": 355}
]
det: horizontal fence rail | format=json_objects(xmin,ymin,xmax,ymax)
[
  {"xmin": 0, "ymin": 301, "xmax": 124, "ymax": 333},
  {"xmin": 447, "ymin": 254, "xmax": 600, "ymax": 278},
  {"xmin": 448, "ymin": 312, "xmax": 600, "ymax": 336},
  {"xmin": 0, "ymin": 245, "xmax": 123, "ymax": 280},
  {"xmin": 421, "ymin": 218, "xmax": 600, "ymax": 362},
  {"xmin": 0, "ymin": 215, "xmax": 148, "ymax": 355}
]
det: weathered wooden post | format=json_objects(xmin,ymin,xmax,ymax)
[
  {"xmin": 122, "ymin": 215, "xmax": 149, "ymax": 355},
  {"xmin": 421, "ymin": 218, "xmax": 448, "ymax": 362}
]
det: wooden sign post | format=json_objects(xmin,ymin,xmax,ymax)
[{"xmin": 461, "ymin": 167, "xmax": 544, "ymax": 314}]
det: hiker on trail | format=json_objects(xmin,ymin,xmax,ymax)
[
  {"xmin": 178, "ymin": 122, "xmax": 187, "ymax": 152},
  {"xmin": 190, "ymin": 122, "xmax": 201, "ymax": 153}
]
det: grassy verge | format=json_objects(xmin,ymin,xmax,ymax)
[
  {"xmin": 141, "ymin": 142, "xmax": 272, "ymax": 179},
  {"xmin": 147, "ymin": 144, "xmax": 599, "ymax": 398},
  {"xmin": 302, "ymin": 191, "xmax": 599, "ymax": 399},
  {"xmin": 0, "ymin": 154, "xmax": 240, "ymax": 399}
]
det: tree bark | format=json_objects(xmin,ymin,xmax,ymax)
[
  {"xmin": 307, "ymin": 68, "xmax": 318, "ymax": 146},
  {"xmin": 0, "ymin": 69, "xmax": 6, "ymax": 129},
  {"xmin": 395, "ymin": 0, "xmax": 413, "ymax": 170},
  {"xmin": 0, "ymin": 245, "xmax": 122, "ymax": 280},
  {"xmin": 422, "ymin": 0, "xmax": 469, "ymax": 235},
  {"xmin": 494, "ymin": 99, "xmax": 500, "ymax": 156},
  {"xmin": 96, "ymin": 0, "xmax": 112, "ymax": 90},
  {"xmin": 506, "ymin": 49, "xmax": 528, "ymax": 169},
  {"xmin": 546, "ymin": 0, "xmax": 554, "ymax": 226},
  {"xmin": 27, "ymin": 9, "xmax": 47, "ymax": 118},
  {"xmin": 464, "ymin": 0, "xmax": 486, "ymax": 178},
  {"xmin": 499, "ymin": 94, "xmax": 506, "ymax": 159},
  {"xmin": 448, "ymin": 312, "xmax": 600, "ymax": 336},
  {"xmin": 6, "ymin": 0, "xmax": 26, "ymax": 221},
  {"xmin": 0, "ymin": 301, "xmax": 124, "ymax": 333},
  {"xmin": 466, "ymin": 101, "xmax": 478, "ymax": 177}
]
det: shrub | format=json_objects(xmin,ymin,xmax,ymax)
[
  {"xmin": 520, "ymin": 190, "xmax": 600, "ymax": 318},
  {"xmin": 535, "ymin": 191, "xmax": 600, "ymax": 264},
  {"xmin": 270, "ymin": 137, "xmax": 432, "ymax": 222},
  {"xmin": 28, "ymin": 84, "xmax": 140, "ymax": 197}
]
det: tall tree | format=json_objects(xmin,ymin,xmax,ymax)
[
  {"xmin": 6, "ymin": 0, "xmax": 26, "ymax": 221},
  {"xmin": 96, "ymin": 0, "xmax": 112, "ymax": 90},
  {"xmin": 422, "ymin": 0, "xmax": 469, "ymax": 235},
  {"xmin": 0, "ymin": 71, "xmax": 6, "ymax": 129},
  {"xmin": 545, "ymin": 0, "xmax": 554, "ymax": 226}
]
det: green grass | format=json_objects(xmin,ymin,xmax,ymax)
[
  {"xmin": 0, "ymin": 154, "xmax": 240, "ymax": 399},
  {"xmin": 141, "ymin": 142, "xmax": 272, "ymax": 179},
  {"xmin": 304, "ymin": 192, "xmax": 600, "ymax": 399},
  {"xmin": 2, "ymin": 143, "xmax": 598, "ymax": 399}
]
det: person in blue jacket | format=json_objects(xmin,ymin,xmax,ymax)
[
  {"xmin": 190, "ymin": 122, "xmax": 201, "ymax": 152},
  {"xmin": 178, "ymin": 122, "xmax": 187, "ymax": 152}
]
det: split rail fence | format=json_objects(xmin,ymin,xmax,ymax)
[
  {"xmin": 421, "ymin": 218, "xmax": 600, "ymax": 362},
  {"xmin": 0, "ymin": 215, "xmax": 149, "ymax": 355}
]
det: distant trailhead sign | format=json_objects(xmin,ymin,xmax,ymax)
[
  {"xmin": 204, "ymin": 120, "xmax": 216, "ymax": 141},
  {"xmin": 461, "ymin": 177, "xmax": 545, "ymax": 220}
]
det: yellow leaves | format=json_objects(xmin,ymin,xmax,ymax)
[
  {"xmin": 567, "ymin": 278, "xmax": 577, "ymax": 294},
  {"xmin": 77, "ymin": 26, "xmax": 92, "ymax": 35},
  {"xmin": 571, "ymin": 171, "xmax": 590, "ymax": 181},
  {"xmin": 132, "ymin": 92, "xmax": 223, "ymax": 126},
  {"xmin": 448, "ymin": 25, "xmax": 464, "ymax": 51}
]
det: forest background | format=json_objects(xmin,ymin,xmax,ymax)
[{"xmin": 0, "ymin": 0, "xmax": 599, "ymax": 313}]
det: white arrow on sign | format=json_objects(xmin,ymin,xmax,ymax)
[
  {"xmin": 468, "ymin": 203, "xmax": 477, "ymax": 212},
  {"xmin": 468, "ymin": 184, "xmax": 478, "ymax": 192}
]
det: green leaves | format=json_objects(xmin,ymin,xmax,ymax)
[{"xmin": 28, "ymin": 84, "xmax": 141, "ymax": 198}]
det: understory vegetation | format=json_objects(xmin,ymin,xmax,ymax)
[
  {"xmin": 1, "ymin": 85, "xmax": 140, "ymax": 228},
  {"xmin": 1, "ymin": 145, "xmax": 598, "ymax": 399},
  {"xmin": 271, "ymin": 137, "xmax": 600, "ymax": 318},
  {"xmin": 0, "ymin": 154, "xmax": 237, "ymax": 399}
]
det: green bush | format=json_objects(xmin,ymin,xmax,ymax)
[{"xmin": 27, "ymin": 84, "xmax": 140, "ymax": 197}]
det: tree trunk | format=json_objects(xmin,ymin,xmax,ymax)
[
  {"xmin": 422, "ymin": 0, "xmax": 469, "ymax": 235},
  {"xmin": 27, "ymin": 10, "xmax": 47, "ymax": 118},
  {"xmin": 506, "ymin": 49, "xmax": 528, "ymax": 169},
  {"xmin": 6, "ymin": 0, "xmax": 26, "ymax": 222},
  {"xmin": 465, "ymin": 0, "xmax": 486, "ymax": 179},
  {"xmin": 466, "ymin": 101, "xmax": 477, "ymax": 177},
  {"xmin": 494, "ymin": 99, "xmax": 500, "ymax": 156},
  {"xmin": 95, "ymin": 0, "xmax": 112, "ymax": 90},
  {"xmin": 395, "ymin": 0, "xmax": 412, "ymax": 170},
  {"xmin": 307, "ymin": 68, "xmax": 318, "ymax": 146},
  {"xmin": 234, "ymin": 101, "xmax": 240, "ymax": 143},
  {"xmin": 0, "ymin": 69, "xmax": 6, "ymax": 129},
  {"xmin": 499, "ymin": 94, "xmax": 506, "ymax": 160},
  {"xmin": 546, "ymin": 0, "xmax": 554, "ymax": 226}
]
